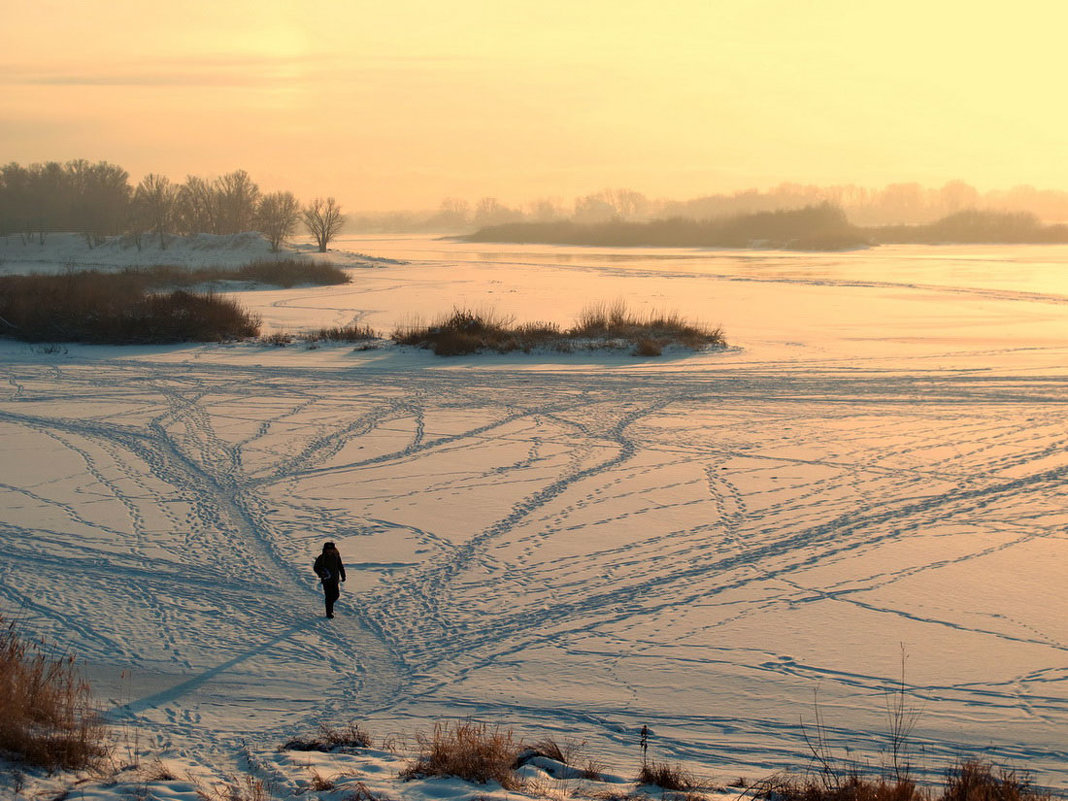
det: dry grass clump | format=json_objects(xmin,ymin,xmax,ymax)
[
  {"xmin": 235, "ymin": 258, "xmax": 349, "ymax": 287},
  {"xmin": 303, "ymin": 323, "xmax": 377, "ymax": 343},
  {"xmin": 755, "ymin": 772, "xmax": 927, "ymax": 801},
  {"xmin": 586, "ymin": 792, "xmax": 648, "ymax": 801},
  {"xmin": 752, "ymin": 760, "xmax": 1051, "ymax": 801},
  {"xmin": 260, "ymin": 332, "xmax": 295, "ymax": 347},
  {"xmin": 393, "ymin": 308, "xmax": 560, "ymax": 356},
  {"xmin": 633, "ymin": 338, "xmax": 662, "ymax": 357},
  {"xmin": 524, "ymin": 738, "xmax": 570, "ymax": 764},
  {"xmin": 0, "ymin": 617, "xmax": 107, "ymax": 771},
  {"xmin": 519, "ymin": 737, "xmax": 606, "ymax": 781},
  {"xmin": 307, "ymin": 770, "xmax": 336, "ymax": 791},
  {"xmin": 943, "ymin": 760, "xmax": 1051, "ymax": 801},
  {"xmin": 345, "ymin": 780, "xmax": 394, "ymax": 801},
  {"xmin": 114, "ymin": 259, "xmax": 348, "ymax": 289},
  {"xmin": 392, "ymin": 301, "xmax": 724, "ymax": 357},
  {"xmin": 399, "ymin": 720, "xmax": 523, "ymax": 789},
  {"xmin": 194, "ymin": 773, "xmax": 273, "ymax": 801},
  {"xmin": 282, "ymin": 721, "xmax": 373, "ymax": 752},
  {"xmin": 635, "ymin": 760, "xmax": 700, "ymax": 791},
  {"xmin": 573, "ymin": 300, "xmax": 725, "ymax": 351},
  {"xmin": 138, "ymin": 757, "xmax": 179, "ymax": 781}
]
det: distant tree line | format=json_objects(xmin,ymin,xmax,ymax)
[
  {"xmin": 465, "ymin": 205, "xmax": 1068, "ymax": 250},
  {"xmin": 347, "ymin": 181, "xmax": 1068, "ymax": 234},
  {"xmin": 869, "ymin": 209, "xmax": 1068, "ymax": 244},
  {"xmin": 0, "ymin": 160, "xmax": 345, "ymax": 252},
  {"xmin": 465, "ymin": 205, "xmax": 871, "ymax": 250}
]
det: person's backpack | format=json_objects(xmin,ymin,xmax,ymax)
[{"xmin": 313, "ymin": 554, "xmax": 331, "ymax": 581}]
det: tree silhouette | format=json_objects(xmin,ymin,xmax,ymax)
[
  {"xmin": 302, "ymin": 197, "xmax": 345, "ymax": 252},
  {"xmin": 257, "ymin": 191, "xmax": 301, "ymax": 252},
  {"xmin": 134, "ymin": 174, "xmax": 178, "ymax": 249}
]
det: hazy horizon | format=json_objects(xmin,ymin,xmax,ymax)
[{"xmin": 4, "ymin": 1, "xmax": 1067, "ymax": 213}]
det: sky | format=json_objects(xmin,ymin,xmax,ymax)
[{"xmin": 3, "ymin": 0, "xmax": 1068, "ymax": 212}]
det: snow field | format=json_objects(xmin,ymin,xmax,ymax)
[{"xmin": 0, "ymin": 234, "xmax": 1065, "ymax": 797}]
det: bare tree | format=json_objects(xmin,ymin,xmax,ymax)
[
  {"xmin": 66, "ymin": 160, "xmax": 130, "ymax": 246},
  {"xmin": 430, "ymin": 197, "xmax": 470, "ymax": 230},
  {"xmin": 26, "ymin": 161, "xmax": 66, "ymax": 244},
  {"xmin": 573, "ymin": 192, "xmax": 616, "ymax": 223},
  {"xmin": 473, "ymin": 196, "xmax": 521, "ymax": 227},
  {"xmin": 603, "ymin": 188, "xmax": 649, "ymax": 220},
  {"xmin": 213, "ymin": 169, "xmax": 260, "ymax": 234},
  {"xmin": 134, "ymin": 174, "xmax": 178, "ymax": 249},
  {"xmin": 1, "ymin": 162, "xmax": 33, "ymax": 241},
  {"xmin": 176, "ymin": 175, "xmax": 219, "ymax": 235},
  {"xmin": 302, "ymin": 197, "xmax": 345, "ymax": 252},
  {"xmin": 529, "ymin": 197, "xmax": 563, "ymax": 222},
  {"xmin": 256, "ymin": 191, "xmax": 301, "ymax": 252}
]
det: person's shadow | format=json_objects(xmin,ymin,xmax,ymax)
[{"xmin": 103, "ymin": 618, "xmax": 315, "ymax": 722}]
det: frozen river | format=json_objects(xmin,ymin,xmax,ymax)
[{"xmin": 0, "ymin": 234, "xmax": 1065, "ymax": 787}]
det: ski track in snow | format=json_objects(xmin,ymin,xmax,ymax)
[{"xmin": 1, "ymin": 354, "xmax": 1066, "ymax": 781}]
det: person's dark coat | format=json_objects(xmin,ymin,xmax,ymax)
[
  {"xmin": 314, "ymin": 545, "xmax": 346, "ymax": 584},
  {"xmin": 314, "ymin": 542, "xmax": 346, "ymax": 618}
]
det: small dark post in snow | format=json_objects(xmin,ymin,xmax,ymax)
[{"xmin": 640, "ymin": 724, "xmax": 649, "ymax": 766}]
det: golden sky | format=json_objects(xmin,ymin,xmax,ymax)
[{"xmin": 3, "ymin": 0, "xmax": 1067, "ymax": 211}]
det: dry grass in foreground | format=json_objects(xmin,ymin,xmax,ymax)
[
  {"xmin": 635, "ymin": 760, "xmax": 701, "ymax": 791},
  {"xmin": 399, "ymin": 720, "xmax": 523, "ymax": 789},
  {"xmin": 282, "ymin": 721, "xmax": 374, "ymax": 752},
  {"xmin": 0, "ymin": 617, "xmax": 107, "ymax": 771},
  {"xmin": 393, "ymin": 301, "xmax": 726, "ymax": 357},
  {"xmin": 754, "ymin": 760, "xmax": 1053, "ymax": 801}
]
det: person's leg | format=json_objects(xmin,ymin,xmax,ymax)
[{"xmin": 325, "ymin": 582, "xmax": 339, "ymax": 617}]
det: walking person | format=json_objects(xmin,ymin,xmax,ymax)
[{"xmin": 313, "ymin": 541, "xmax": 346, "ymax": 618}]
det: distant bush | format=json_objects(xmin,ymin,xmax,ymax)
[
  {"xmin": 400, "ymin": 720, "xmax": 522, "ymax": 789},
  {"xmin": 393, "ymin": 302, "xmax": 724, "ymax": 357},
  {"xmin": 0, "ymin": 272, "xmax": 260, "ymax": 343},
  {"xmin": 0, "ymin": 617, "xmax": 107, "ymax": 770}
]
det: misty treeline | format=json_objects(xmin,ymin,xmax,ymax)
[
  {"xmin": 467, "ymin": 205, "xmax": 868, "ymax": 250},
  {"xmin": 468, "ymin": 205, "xmax": 1068, "ymax": 250},
  {"xmin": 0, "ymin": 160, "xmax": 344, "ymax": 252},
  {"xmin": 348, "ymin": 180, "xmax": 1068, "ymax": 233}
]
